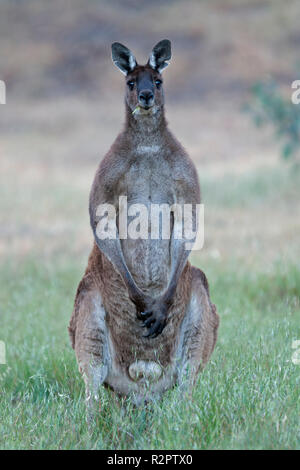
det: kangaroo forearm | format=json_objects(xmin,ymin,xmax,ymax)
[
  {"xmin": 89, "ymin": 198, "xmax": 146, "ymax": 303},
  {"xmin": 162, "ymin": 201, "xmax": 198, "ymax": 305},
  {"xmin": 163, "ymin": 245, "xmax": 190, "ymax": 305},
  {"xmin": 92, "ymin": 230, "xmax": 146, "ymax": 304}
]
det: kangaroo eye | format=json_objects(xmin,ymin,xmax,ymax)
[
  {"xmin": 127, "ymin": 81, "xmax": 135, "ymax": 90},
  {"xmin": 155, "ymin": 79, "xmax": 162, "ymax": 88}
]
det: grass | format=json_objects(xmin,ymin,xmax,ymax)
[
  {"xmin": 0, "ymin": 254, "xmax": 299, "ymax": 449},
  {"xmin": 0, "ymin": 147, "xmax": 299, "ymax": 449},
  {"xmin": 201, "ymin": 164, "xmax": 300, "ymax": 209}
]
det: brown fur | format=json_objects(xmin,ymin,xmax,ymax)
[{"xmin": 68, "ymin": 41, "xmax": 219, "ymax": 415}]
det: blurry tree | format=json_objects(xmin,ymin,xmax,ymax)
[{"xmin": 246, "ymin": 80, "xmax": 300, "ymax": 162}]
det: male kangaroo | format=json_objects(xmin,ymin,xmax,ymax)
[{"xmin": 69, "ymin": 40, "xmax": 219, "ymax": 416}]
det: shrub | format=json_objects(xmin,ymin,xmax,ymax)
[{"xmin": 247, "ymin": 80, "xmax": 300, "ymax": 161}]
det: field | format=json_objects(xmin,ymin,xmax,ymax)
[{"xmin": 0, "ymin": 0, "xmax": 300, "ymax": 450}]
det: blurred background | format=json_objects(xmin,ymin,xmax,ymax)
[
  {"xmin": 1, "ymin": 0, "xmax": 300, "ymax": 450},
  {"xmin": 0, "ymin": 0, "xmax": 299, "ymax": 267}
]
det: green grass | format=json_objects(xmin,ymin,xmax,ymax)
[
  {"xmin": 201, "ymin": 164, "xmax": 300, "ymax": 209},
  {"xmin": 0, "ymin": 256, "xmax": 299, "ymax": 449}
]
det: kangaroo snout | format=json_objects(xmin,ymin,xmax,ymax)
[{"xmin": 138, "ymin": 89, "xmax": 154, "ymax": 108}]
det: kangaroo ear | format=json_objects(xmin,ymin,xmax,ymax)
[
  {"xmin": 148, "ymin": 39, "xmax": 171, "ymax": 72},
  {"xmin": 111, "ymin": 42, "xmax": 137, "ymax": 75}
]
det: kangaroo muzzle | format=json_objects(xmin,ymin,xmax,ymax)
[{"xmin": 138, "ymin": 89, "xmax": 154, "ymax": 109}]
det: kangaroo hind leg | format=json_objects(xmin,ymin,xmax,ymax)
[
  {"xmin": 177, "ymin": 267, "xmax": 219, "ymax": 390},
  {"xmin": 71, "ymin": 283, "xmax": 110, "ymax": 423}
]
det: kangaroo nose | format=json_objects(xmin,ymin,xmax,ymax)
[{"xmin": 138, "ymin": 90, "xmax": 154, "ymax": 107}]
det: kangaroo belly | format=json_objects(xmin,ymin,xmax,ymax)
[
  {"xmin": 121, "ymin": 238, "xmax": 170, "ymax": 294},
  {"xmin": 118, "ymin": 185, "xmax": 174, "ymax": 294}
]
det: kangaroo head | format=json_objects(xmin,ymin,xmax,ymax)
[{"xmin": 111, "ymin": 39, "xmax": 171, "ymax": 115}]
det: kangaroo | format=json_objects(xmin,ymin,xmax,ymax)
[{"xmin": 68, "ymin": 40, "xmax": 219, "ymax": 416}]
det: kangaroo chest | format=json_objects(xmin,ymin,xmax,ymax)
[
  {"xmin": 121, "ymin": 149, "xmax": 174, "ymax": 204},
  {"xmin": 117, "ymin": 148, "xmax": 175, "ymax": 293}
]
